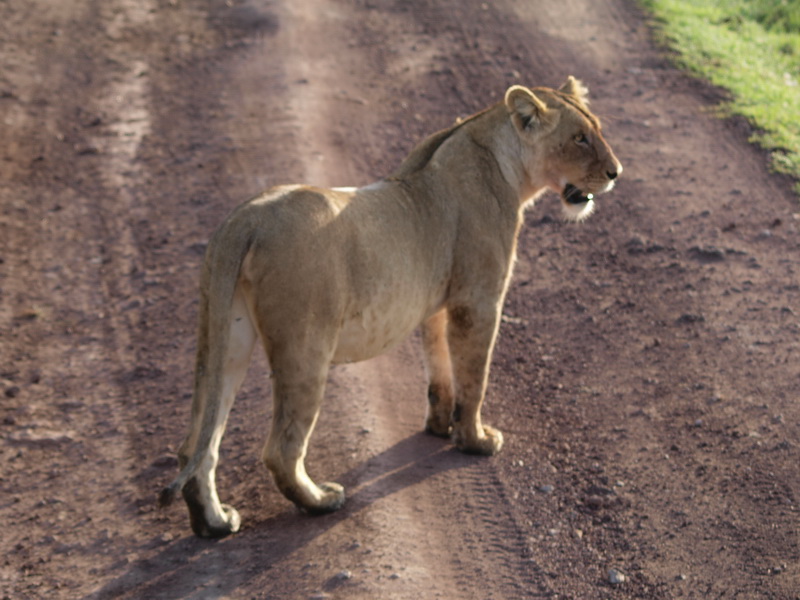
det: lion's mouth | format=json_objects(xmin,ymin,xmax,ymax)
[{"xmin": 562, "ymin": 183, "xmax": 594, "ymax": 205}]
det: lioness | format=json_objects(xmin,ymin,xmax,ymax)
[{"xmin": 160, "ymin": 77, "xmax": 621, "ymax": 537}]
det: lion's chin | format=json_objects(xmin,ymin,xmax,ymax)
[{"xmin": 561, "ymin": 183, "xmax": 595, "ymax": 222}]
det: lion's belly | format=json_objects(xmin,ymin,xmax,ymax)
[{"xmin": 333, "ymin": 296, "xmax": 429, "ymax": 364}]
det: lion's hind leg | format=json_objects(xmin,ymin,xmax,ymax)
[
  {"xmin": 174, "ymin": 287, "xmax": 257, "ymax": 538},
  {"xmin": 262, "ymin": 341, "xmax": 345, "ymax": 514}
]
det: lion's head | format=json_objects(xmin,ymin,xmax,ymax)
[{"xmin": 505, "ymin": 77, "xmax": 622, "ymax": 221}]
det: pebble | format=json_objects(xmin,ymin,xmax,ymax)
[
  {"xmin": 608, "ymin": 568, "xmax": 627, "ymax": 584},
  {"xmin": 688, "ymin": 245, "xmax": 725, "ymax": 263},
  {"xmin": 677, "ymin": 313, "xmax": 705, "ymax": 324},
  {"xmin": 335, "ymin": 570, "xmax": 352, "ymax": 581},
  {"xmin": 538, "ymin": 484, "xmax": 554, "ymax": 494},
  {"xmin": 769, "ymin": 563, "xmax": 787, "ymax": 575}
]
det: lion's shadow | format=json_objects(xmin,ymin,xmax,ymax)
[{"xmin": 85, "ymin": 432, "xmax": 478, "ymax": 599}]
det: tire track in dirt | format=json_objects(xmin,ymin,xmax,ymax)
[
  {"xmin": 0, "ymin": 1, "xmax": 164, "ymax": 593},
  {"xmin": 186, "ymin": 2, "xmax": 547, "ymax": 596},
  {"xmin": 0, "ymin": 1, "xmax": 250, "ymax": 596},
  {"xmin": 478, "ymin": 2, "xmax": 800, "ymax": 597}
]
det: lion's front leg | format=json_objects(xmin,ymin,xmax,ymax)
[
  {"xmin": 422, "ymin": 309, "xmax": 455, "ymax": 437},
  {"xmin": 446, "ymin": 304, "xmax": 504, "ymax": 456}
]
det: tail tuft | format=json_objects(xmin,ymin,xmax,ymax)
[{"xmin": 158, "ymin": 482, "xmax": 180, "ymax": 508}]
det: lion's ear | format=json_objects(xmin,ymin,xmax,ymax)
[
  {"xmin": 505, "ymin": 85, "xmax": 550, "ymax": 132},
  {"xmin": 559, "ymin": 76, "xmax": 590, "ymax": 104}
]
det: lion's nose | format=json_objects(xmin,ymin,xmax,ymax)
[{"xmin": 607, "ymin": 160, "xmax": 622, "ymax": 180}]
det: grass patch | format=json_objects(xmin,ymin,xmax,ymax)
[{"xmin": 639, "ymin": 0, "xmax": 800, "ymax": 190}]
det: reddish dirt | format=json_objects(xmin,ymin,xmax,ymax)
[{"xmin": 1, "ymin": 0, "xmax": 799, "ymax": 598}]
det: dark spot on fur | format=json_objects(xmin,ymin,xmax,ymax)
[
  {"xmin": 427, "ymin": 384, "xmax": 440, "ymax": 406},
  {"xmin": 449, "ymin": 306, "xmax": 473, "ymax": 332},
  {"xmin": 453, "ymin": 403, "xmax": 463, "ymax": 423},
  {"xmin": 183, "ymin": 477, "xmax": 211, "ymax": 536}
]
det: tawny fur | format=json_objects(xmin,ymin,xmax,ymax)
[{"xmin": 160, "ymin": 77, "xmax": 622, "ymax": 538}]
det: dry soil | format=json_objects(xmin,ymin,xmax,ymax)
[{"xmin": 1, "ymin": 1, "xmax": 799, "ymax": 599}]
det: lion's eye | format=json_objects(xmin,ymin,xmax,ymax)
[{"xmin": 574, "ymin": 133, "xmax": 589, "ymax": 146}]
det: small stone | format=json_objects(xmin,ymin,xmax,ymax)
[
  {"xmin": 75, "ymin": 144, "xmax": 100, "ymax": 156},
  {"xmin": 335, "ymin": 570, "xmax": 352, "ymax": 581},
  {"xmin": 626, "ymin": 235, "xmax": 646, "ymax": 252},
  {"xmin": 389, "ymin": 573, "xmax": 401, "ymax": 580},
  {"xmin": 538, "ymin": 484, "xmax": 554, "ymax": 494},
  {"xmin": 677, "ymin": 313, "xmax": 705, "ymax": 325},
  {"xmin": 688, "ymin": 246, "xmax": 725, "ymax": 263},
  {"xmin": 574, "ymin": 529, "xmax": 583, "ymax": 539},
  {"xmin": 677, "ymin": 573, "xmax": 687, "ymax": 581},
  {"xmin": 769, "ymin": 563, "xmax": 787, "ymax": 575},
  {"xmin": 608, "ymin": 568, "xmax": 627, "ymax": 584}
]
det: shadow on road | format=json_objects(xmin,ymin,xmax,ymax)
[{"xmin": 85, "ymin": 432, "xmax": 477, "ymax": 599}]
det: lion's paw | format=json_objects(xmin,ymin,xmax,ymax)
[
  {"xmin": 454, "ymin": 425, "xmax": 504, "ymax": 456},
  {"xmin": 190, "ymin": 503, "xmax": 241, "ymax": 539},
  {"xmin": 182, "ymin": 476, "xmax": 242, "ymax": 538},
  {"xmin": 303, "ymin": 482, "xmax": 346, "ymax": 515},
  {"xmin": 424, "ymin": 414, "xmax": 453, "ymax": 438}
]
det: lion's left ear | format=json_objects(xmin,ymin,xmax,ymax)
[
  {"xmin": 559, "ymin": 76, "xmax": 590, "ymax": 105},
  {"xmin": 505, "ymin": 85, "xmax": 551, "ymax": 132}
]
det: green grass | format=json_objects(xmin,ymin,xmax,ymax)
[{"xmin": 639, "ymin": 0, "xmax": 800, "ymax": 190}]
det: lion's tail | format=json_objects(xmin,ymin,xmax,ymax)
[{"xmin": 159, "ymin": 214, "xmax": 255, "ymax": 508}]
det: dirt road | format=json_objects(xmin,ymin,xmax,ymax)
[{"xmin": 1, "ymin": 0, "xmax": 798, "ymax": 598}]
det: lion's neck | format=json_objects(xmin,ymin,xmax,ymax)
[
  {"xmin": 389, "ymin": 104, "xmax": 548, "ymax": 221},
  {"xmin": 464, "ymin": 107, "xmax": 548, "ymax": 207}
]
